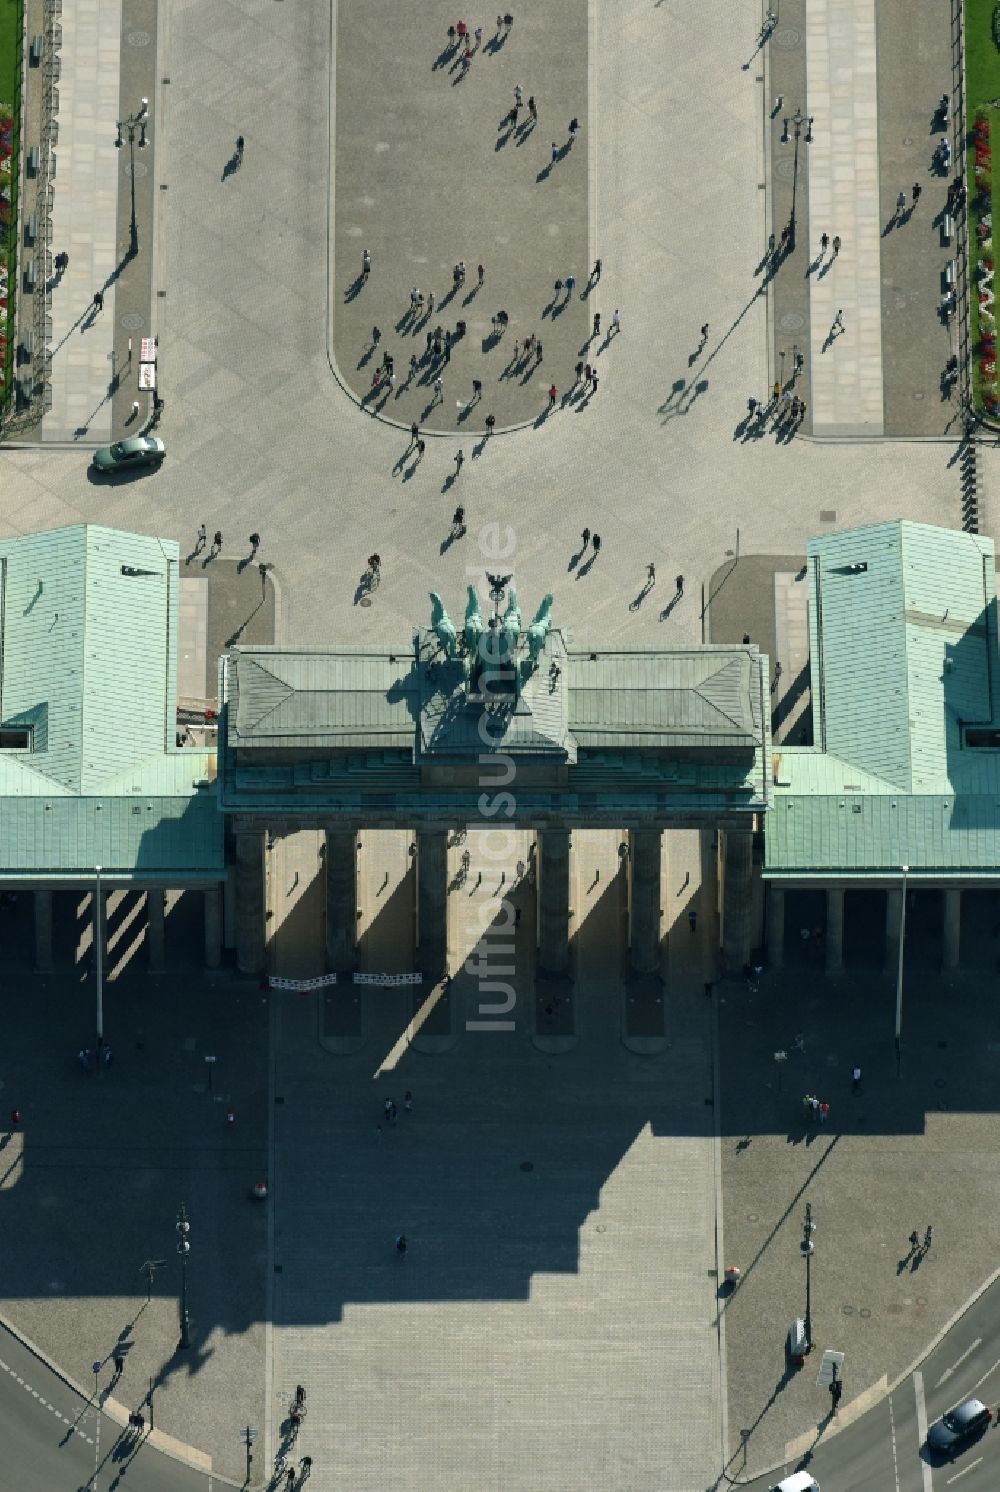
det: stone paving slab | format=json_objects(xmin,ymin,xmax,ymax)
[
  {"xmin": 46, "ymin": 0, "xmax": 122, "ymax": 442},
  {"xmin": 807, "ymin": 0, "xmax": 885, "ymax": 433}
]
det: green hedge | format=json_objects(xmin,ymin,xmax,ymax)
[{"xmin": 0, "ymin": 0, "xmax": 23, "ymax": 415}]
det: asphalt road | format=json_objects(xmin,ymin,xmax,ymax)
[
  {"xmin": 0, "ymin": 1323, "xmax": 222, "ymax": 1492},
  {"xmin": 740, "ymin": 1278, "xmax": 1000, "ymax": 1492}
]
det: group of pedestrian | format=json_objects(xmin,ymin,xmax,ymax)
[
  {"xmin": 580, "ymin": 529, "xmax": 602, "ymax": 558},
  {"xmin": 906, "ymin": 1226, "xmax": 933, "ymax": 1258},
  {"xmin": 818, "ymin": 232, "xmax": 842, "ymax": 258},
  {"xmin": 946, "ymin": 176, "xmax": 965, "ymax": 214},
  {"xmin": 801, "ymin": 1093, "xmax": 831, "ymax": 1124},
  {"xmin": 194, "ymin": 524, "xmax": 226, "ymax": 558},
  {"xmin": 382, "ymin": 1092, "xmax": 414, "ymax": 1129},
  {"xmin": 78, "ymin": 1045, "xmax": 113, "ymax": 1071},
  {"xmin": 572, "ymin": 361, "xmax": 600, "ymax": 395}
]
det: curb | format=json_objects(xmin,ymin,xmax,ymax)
[{"xmin": 0, "ymin": 1309, "xmax": 242, "ymax": 1485}]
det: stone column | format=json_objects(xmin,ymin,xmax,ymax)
[
  {"xmin": 325, "ymin": 829, "xmax": 358, "ymax": 972},
  {"xmin": 629, "ymin": 828, "xmax": 662, "ymax": 977},
  {"xmin": 537, "ymin": 828, "xmax": 570, "ymax": 976},
  {"xmin": 34, "ymin": 889, "xmax": 53, "ymax": 972},
  {"xmin": 942, "ymin": 887, "xmax": 962, "ymax": 971},
  {"xmin": 885, "ymin": 887, "xmax": 903, "ymax": 976},
  {"xmin": 235, "ymin": 831, "xmax": 267, "ymax": 975},
  {"xmin": 768, "ymin": 885, "xmax": 785, "ymax": 970},
  {"xmin": 204, "ymin": 884, "xmax": 222, "ymax": 969},
  {"xmin": 722, "ymin": 829, "xmax": 754, "ymax": 974},
  {"xmin": 417, "ymin": 829, "xmax": 448, "ymax": 981},
  {"xmin": 825, "ymin": 886, "xmax": 845, "ymax": 973},
  {"xmin": 147, "ymin": 888, "xmax": 165, "ymax": 971}
]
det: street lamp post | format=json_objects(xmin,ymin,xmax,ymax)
[
  {"xmin": 787, "ymin": 107, "xmax": 807, "ymax": 252},
  {"xmin": 801, "ymin": 1201, "xmax": 815, "ymax": 1351},
  {"xmin": 94, "ymin": 865, "xmax": 104, "ymax": 1059},
  {"xmin": 176, "ymin": 1204, "xmax": 191, "ymax": 1349},
  {"xmin": 115, "ymin": 102, "xmax": 148, "ymax": 260},
  {"xmin": 895, "ymin": 864, "xmax": 909, "ymax": 1070}
]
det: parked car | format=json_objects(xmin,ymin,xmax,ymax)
[
  {"xmin": 768, "ymin": 1474, "xmax": 819, "ymax": 1492},
  {"xmin": 92, "ymin": 436, "xmax": 165, "ymax": 473},
  {"xmin": 926, "ymin": 1397, "xmax": 992, "ymax": 1454}
]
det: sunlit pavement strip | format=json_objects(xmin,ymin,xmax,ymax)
[
  {"xmin": 0, "ymin": 1356, "xmax": 95, "ymax": 1441},
  {"xmin": 807, "ymin": 0, "xmax": 885, "ymax": 434}
]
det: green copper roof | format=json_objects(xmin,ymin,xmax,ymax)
[
  {"xmin": 0, "ymin": 526, "xmax": 222, "ymax": 878},
  {"xmin": 767, "ymin": 522, "xmax": 1000, "ymax": 877}
]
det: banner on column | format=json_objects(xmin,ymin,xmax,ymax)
[
  {"xmin": 352, "ymin": 972, "xmax": 423, "ymax": 987},
  {"xmin": 268, "ymin": 973, "xmax": 338, "ymax": 991}
]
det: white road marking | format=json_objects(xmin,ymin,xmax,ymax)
[
  {"xmin": 936, "ymin": 1339, "xmax": 982, "ymax": 1387},
  {"xmin": 946, "ymin": 1457, "xmax": 983, "ymax": 1483},
  {"xmin": 913, "ymin": 1371, "xmax": 934, "ymax": 1492},
  {"xmin": 888, "ymin": 1393, "xmax": 902, "ymax": 1492},
  {"xmin": 970, "ymin": 1356, "xmax": 1000, "ymax": 1395},
  {"xmin": 0, "ymin": 1355, "xmax": 94, "ymax": 1443}
]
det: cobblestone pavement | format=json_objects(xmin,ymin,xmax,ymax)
[{"xmin": 719, "ymin": 960, "xmax": 1000, "ymax": 1483}]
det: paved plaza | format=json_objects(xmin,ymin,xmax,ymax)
[{"xmin": 3, "ymin": 0, "xmax": 1000, "ymax": 1488}]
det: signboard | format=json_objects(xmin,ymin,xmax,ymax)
[
  {"xmin": 138, "ymin": 362, "xmax": 156, "ymax": 390},
  {"xmin": 140, "ymin": 337, "xmax": 156, "ymax": 362}
]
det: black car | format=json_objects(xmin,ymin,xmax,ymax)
[{"xmin": 926, "ymin": 1397, "xmax": 992, "ymax": 1454}]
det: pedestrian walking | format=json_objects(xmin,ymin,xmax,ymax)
[
  {"xmin": 474, "ymin": 25, "xmax": 483, "ymax": 48},
  {"xmin": 832, "ymin": 308, "xmax": 844, "ymax": 333},
  {"xmin": 647, "ymin": 562, "xmax": 655, "ymax": 583},
  {"xmin": 908, "ymin": 1229, "xmax": 920, "ymax": 1252},
  {"xmin": 130, "ymin": 400, "xmax": 140, "ymax": 419},
  {"xmin": 504, "ymin": 12, "xmax": 513, "ymax": 31},
  {"xmin": 592, "ymin": 534, "xmax": 601, "ymax": 554},
  {"xmin": 196, "ymin": 523, "xmax": 207, "ymax": 551},
  {"xmin": 896, "ymin": 190, "xmax": 906, "ymax": 215},
  {"xmin": 395, "ymin": 1234, "xmax": 408, "ymax": 1258},
  {"xmin": 568, "ymin": 117, "xmax": 579, "ymax": 144},
  {"xmin": 581, "ymin": 528, "xmax": 591, "ymax": 549},
  {"xmin": 911, "ymin": 181, "xmax": 921, "ymax": 205},
  {"xmin": 78, "ymin": 1048, "xmax": 91, "ymax": 1072},
  {"xmin": 688, "ymin": 908, "xmax": 697, "ymax": 931},
  {"xmin": 457, "ymin": 21, "xmax": 468, "ymax": 44},
  {"xmin": 535, "ymin": 339, "xmax": 543, "ymax": 363},
  {"xmin": 832, "ymin": 235, "xmax": 841, "ymax": 255},
  {"xmin": 610, "ymin": 308, "xmax": 621, "ymax": 336},
  {"xmin": 551, "ymin": 141, "xmax": 559, "ymax": 164},
  {"xmin": 802, "ymin": 1093, "xmax": 814, "ymax": 1120},
  {"xmin": 249, "ymin": 532, "xmax": 260, "ymax": 554},
  {"xmin": 574, "ymin": 360, "xmax": 584, "ymax": 383},
  {"xmin": 700, "ymin": 322, "xmax": 709, "ymax": 342},
  {"xmin": 772, "ymin": 380, "xmax": 781, "ymax": 401},
  {"xmin": 362, "ymin": 248, "xmax": 371, "ymax": 277},
  {"xmin": 416, "ymin": 438, "xmax": 426, "ymax": 459},
  {"xmin": 590, "ymin": 371, "xmax": 599, "ymax": 394},
  {"xmin": 454, "ymin": 448, "xmax": 464, "ymax": 473},
  {"xmin": 113, "ymin": 1354, "xmax": 125, "ymax": 1377},
  {"xmin": 747, "ymin": 397, "xmax": 757, "ymax": 417},
  {"xmin": 796, "ymin": 399, "xmax": 807, "ymax": 422},
  {"xmin": 471, "ymin": 377, "xmax": 482, "ymax": 401},
  {"xmin": 592, "ymin": 258, "xmax": 602, "ymax": 282},
  {"xmin": 554, "ymin": 279, "xmax": 564, "ymax": 297},
  {"xmin": 548, "ymin": 383, "xmax": 558, "ymax": 407},
  {"xmin": 565, "ymin": 274, "xmax": 575, "ymax": 294},
  {"xmin": 820, "ymin": 232, "xmax": 829, "ymax": 254},
  {"xmin": 767, "ymin": 232, "xmax": 776, "ymax": 255},
  {"xmin": 477, "ymin": 263, "xmax": 485, "ymax": 287},
  {"xmin": 372, "ymin": 325, "xmax": 381, "ymax": 347},
  {"xmin": 924, "ymin": 1225, "xmax": 933, "ymax": 1250},
  {"xmin": 528, "ymin": 95, "xmax": 537, "ymax": 121},
  {"xmin": 452, "ymin": 505, "xmax": 465, "ymax": 533},
  {"xmin": 384, "ymin": 1097, "xmax": 396, "ymax": 1123},
  {"xmin": 675, "ymin": 574, "xmax": 684, "ymax": 595},
  {"xmin": 514, "ymin": 83, "xmax": 523, "ymax": 106},
  {"xmin": 404, "ymin": 1091, "xmax": 414, "ymax": 1112},
  {"xmin": 484, "ymin": 414, "xmax": 495, "ymax": 434},
  {"xmin": 593, "ymin": 312, "xmax": 601, "ymax": 338},
  {"xmin": 433, "ymin": 376, "xmax": 444, "ymax": 400},
  {"xmin": 212, "ymin": 530, "xmax": 223, "ymax": 554},
  {"xmin": 448, "ymin": 23, "xmax": 457, "ymax": 46},
  {"xmin": 851, "ymin": 1064, "xmax": 862, "ymax": 1093},
  {"xmin": 93, "ymin": 290, "xmax": 104, "ymax": 312},
  {"xmin": 409, "ymin": 422, "xmax": 420, "ymax": 447},
  {"xmin": 819, "ymin": 1101, "xmax": 830, "ymax": 1123}
]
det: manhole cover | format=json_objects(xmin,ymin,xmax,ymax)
[
  {"xmin": 778, "ymin": 311, "xmax": 806, "ymax": 332},
  {"xmin": 859, "ymin": 1308, "xmax": 871, "ymax": 1318},
  {"xmin": 914, "ymin": 391, "xmax": 925, "ymax": 400},
  {"xmin": 120, "ymin": 312, "xmax": 144, "ymax": 330},
  {"xmin": 127, "ymin": 29, "xmax": 152, "ymax": 45},
  {"xmin": 774, "ymin": 158, "xmax": 797, "ymax": 180},
  {"xmin": 820, "ymin": 510, "xmax": 837, "ymax": 523},
  {"xmin": 360, "ymin": 597, "xmax": 373, "ymax": 608},
  {"xmin": 520, "ymin": 1161, "xmax": 533, "ymax": 1172},
  {"xmin": 596, "ymin": 1224, "xmax": 606, "ymax": 1233},
  {"xmin": 125, "ymin": 161, "xmax": 150, "ymax": 180},
  {"xmin": 773, "ymin": 26, "xmax": 803, "ymax": 46},
  {"xmin": 842, "ymin": 1305, "xmax": 855, "ymax": 1316}
]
